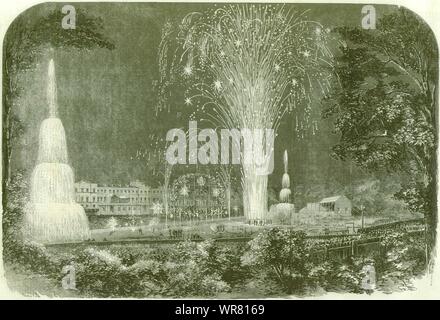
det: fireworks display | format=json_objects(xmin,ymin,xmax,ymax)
[
  {"xmin": 158, "ymin": 4, "xmax": 333, "ymax": 135},
  {"xmin": 157, "ymin": 4, "xmax": 333, "ymax": 222}
]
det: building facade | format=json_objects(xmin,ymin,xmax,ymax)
[
  {"xmin": 169, "ymin": 173, "xmax": 242, "ymax": 218},
  {"xmin": 75, "ymin": 181, "xmax": 163, "ymax": 215},
  {"xmin": 304, "ymin": 195, "xmax": 352, "ymax": 215},
  {"xmin": 75, "ymin": 175, "xmax": 242, "ymax": 218},
  {"xmin": 319, "ymin": 195, "xmax": 352, "ymax": 215}
]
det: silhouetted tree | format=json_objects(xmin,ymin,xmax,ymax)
[{"xmin": 323, "ymin": 8, "xmax": 437, "ymax": 266}]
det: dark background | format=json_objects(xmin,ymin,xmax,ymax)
[{"xmin": 9, "ymin": 3, "xmax": 402, "ymax": 207}]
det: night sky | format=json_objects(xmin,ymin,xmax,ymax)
[{"xmin": 11, "ymin": 3, "xmax": 399, "ymax": 191}]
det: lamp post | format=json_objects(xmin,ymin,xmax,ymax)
[
  {"xmin": 360, "ymin": 204, "xmax": 365, "ymax": 230},
  {"xmin": 212, "ymin": 187, "xmax": 220, "ymax": 220},
  {"xmin": 180, "ymin": 184, "xmax": 189, "ymax": 226}
]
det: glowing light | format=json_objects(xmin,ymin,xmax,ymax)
[
  {"xmin": 183, "ymin": 64, "xmax": 193, "ymax": 76},
  {"xmin": 151, "ymin": 202, "xmax": 163, "ymax": 215},
  {"xmin": 180, "ymin": 185, "xmax": 189, "ymax": 196},
  {"xmin": 197, "ymin": 176, "xmax": 205, "ymax": 186},
  {"xmin": 157, "ymin": 4, "xmax": 333, "ymax": 222},
  {"xmin": 214, "ymin": 80, "xmax": 222, "ymax": 91}
]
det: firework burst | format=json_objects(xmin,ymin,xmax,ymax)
[
  {"xmin": 158, "ymin": 4, "xmax": 332, "ymax": 133},
  {"xmin": 157, "ymin": 4, "xmax": 333, "ymax": 222}
]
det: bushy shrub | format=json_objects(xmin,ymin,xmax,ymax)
[
  {"xmin": 373, "ymin": 231, "xmax": 426, "ymax": 292},
  {"xmin": 215, "ymin": 244, "xmax": 250, "ymax": 288},
  {"xmin": 128, "ymin": 259, "xmax": 166, "ymax": 296},
  {"xmin": 5, "ymin": 238, "xmax": 65, "ymax": 277},
  {"xmin": 74, "ymin": 248, "xmax": 142, "ymax": 297},
  {"xmin": 162, "ymin": 240, "xmax": 231, "ymax": 297},
  {"xmin": 308, "ymin": 259, "xmax": 364, "ymax": 293},
  {"xmin": 70, "ymin": 241, "xmax": 240, "ymax": 297},
  {"xmin": 242, "ymin": 228, "xmax": 311, "ymax": 294},
  {"xmin": 5, "ymin": 224, "xmax": 426, "ymax": 298},
  {"xmin": 3, "ymin": 171, "xmax": 29, "ymax": 261}
]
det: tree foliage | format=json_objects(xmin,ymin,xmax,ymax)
[
  {"xmin": 309, "ymin": 258, "xmax": 363, "ymax": 293},
  {"xmin": 323, "ymin": 8, "xmax": 437, "ymax": 248},
  {"xmin": 5, "ymin": 227, "xmax": 429, "ymax": 297},
  {"xmin": 374, "ymin": 231, "xmax": 426, "ymax": 292},
  {"xmin": 2, "ymin": 170, "xmax": 29, "ymax": 251},
  {"xmin": 242, "ymin": 228, "xmax": 310, "ymax": 294}
]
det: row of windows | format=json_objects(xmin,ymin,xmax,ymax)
[
  {"xmin": 82, "ymin": 203, "xmax": 97, "ymax": 208},
  {"xmin": 112, "ymin": 206, "xmax": 143, "ymax": 212},
  {"xmin": 81, "ymin": 204, "xmax": 145, "ymax": 211},
  {"xmin": 75, "ymin": 187, "xmax": 150, "ymax": 194},
  {"xmin": 77, "ymin": 196, "xmax": 150, "ymax": 203}
]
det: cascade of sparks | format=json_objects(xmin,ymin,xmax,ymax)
[{"xmin": 157, "ymin": 4, "xmax": 333, "ymax": 222}]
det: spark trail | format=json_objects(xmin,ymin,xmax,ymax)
[{"xmin": 158, "ymin": 4, "xmax": 333, "ymax": 223}]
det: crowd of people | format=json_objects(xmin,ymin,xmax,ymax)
[{"xmin": 308, "ymin": 235, "xmax": 358, "ymax": 252}]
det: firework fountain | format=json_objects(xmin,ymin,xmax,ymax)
[
  {"xmin": 269, "ymin": 150, "xmax": 295, "ymax": 224},
  {"xmin": 158, "ymin": 5, "xmax": 332, "ymax": 223},
  {"xmin": 23, "ymin": 59, "xmax": 90, "ymax": 243}
]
